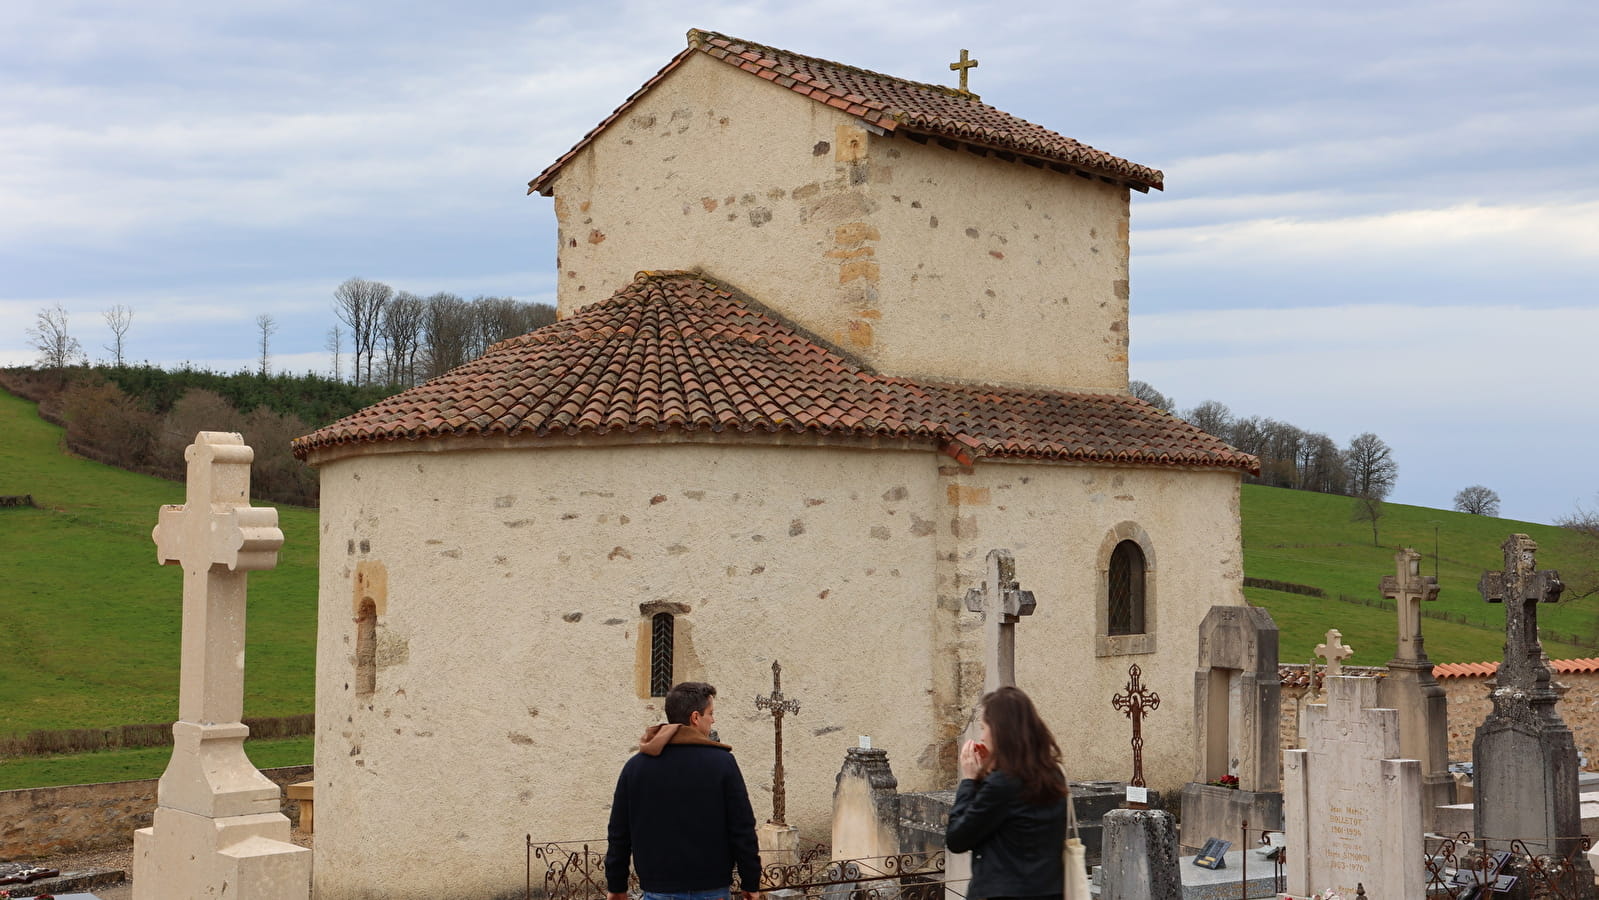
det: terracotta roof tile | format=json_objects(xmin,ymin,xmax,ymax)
[
  {"xmin": 294, "ymin": 272, "xmax": 1255, "ymax": 471},
  {"xmin": 1433, "ymin": 658, "xmax": 1599, "ymax": 679},
  {"xmin": 528, "ymin": 30, "xmax": 1162, "ymax": 196}
]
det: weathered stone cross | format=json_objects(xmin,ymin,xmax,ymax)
[
  {"xmin": 1314, "ymin": 628, "xmax": 1354, "ymax": 676},
  {"xmin": 1381, "ymin": 547, "xmax": 1440, "ymax": 663},
  {"xmin": 949, "ymin": 49, "xmax": 979, "ymax": 94},
  {"xmin": 1479, "ymin": 533, "xmax": 1564, "ymax": 700},
  {"xmin": 964, "ymin": 549, "xmax": 1037, "ymax": 693},
  {"xmin": 754, "ymin": 660, "xmax": 801, "ymax": 827},
  {"xmin": 150, "ymin": 431, "xmax": 285, "ymax": 817}
]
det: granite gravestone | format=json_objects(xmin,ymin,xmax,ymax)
[
  {"xmin": 1284, "ymin": 676, "xmax": 1424, "ymax": 900},
  {"xmin": 1179, "ymin": 605, "xmax": 1282, "ymax": 853},
  {"xmin": 1373, "ymin": 547, "xmax": 1455, "ymax": 831},
  {"xmin": 1473, "ymin": 534, "xmax": 1587, "ymax": 867}
]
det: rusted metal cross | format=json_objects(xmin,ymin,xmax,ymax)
[
  {"xmin": 1112, "ymin": 663, "xmax": 1160, "ymax": 807},
  {"xmin": 949, "ymin": 49, "xmax": 979, "ymax": 95},
  {"xmin": 755, "ymin": 660, "xmax": 801, "ymax": 826}
]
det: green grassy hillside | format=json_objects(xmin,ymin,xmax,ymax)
[
  {"xmin": 1241, "ymin": 484, "xmax": 1598, "ymax": 667},
  {"xmin": 0, "ymin": 387, "xmax": 318, "ymax": 734},
  {"xmin": 3, "ymin": 384, "xmax": 1595, "ymax": 790}
]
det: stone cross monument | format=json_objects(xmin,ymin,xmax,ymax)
[
  {"xmin": 1374, "ymin": 548, "xmax": 1455, "ymax": 828},
  {"xmin": 133, "ymin": 432, "xmax": 311, "ymax": 899},
  {"xmin": 963, "ymin": 548, "xmax": 1037, "ymax": 694},
  {"xmin": 1473, "ymin": 534, "xmax": 1587, "ymax": 865},
  {"xmin": 1314, "ymin": 628, "xmax": 1353, "ymax": 675}
]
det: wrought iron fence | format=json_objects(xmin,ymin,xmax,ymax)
[
  {"xmin": 526, "ymin": 838, "xmax": 947, "ymax": 900},
  {"xmin": 1422, "ymin": 833, "xmax": 1595, "ymax": 900}
]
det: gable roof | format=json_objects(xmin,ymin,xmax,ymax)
[
  {"xmin": 294, "ymin": 271, "xmax": 1255, "ymax": 475},
  {"xmin": 527, "ymin": 29, "xmax": 1163, "ymax": 196}
]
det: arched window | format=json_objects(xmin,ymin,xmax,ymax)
[
  {"xmin": 649, "ymin": 612, "xmax": 674, "ymax": 697},
  {"xmin": 1107, "ymin": 540, "xmax": 1146, "ymax": 636},
  {"xmin": 355, "ymin": 599, "xmax": 377, "ymax": 696}
]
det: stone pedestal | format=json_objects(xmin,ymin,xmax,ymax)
[
  {"xmin": 1176, "ymin": 783, "xmax": 1281, "ymax": 853},
  {"xmin": 1099, "ymin": 808, "xmax": 1181, "ymax": 900},
  {"xmin": 758, "ymin": 821, "xmax": 801, "ymax": 869},
  {"xmin": 1377, "ymin": 659, "xmax": 1456, "ymax": 831},
  {"xmin": 134, "ymin": 807, "xmax": 310, "ymax": 899},
  {"xmin": 832, "ymin": 747, "xmax": 899, "ymax": 862}
]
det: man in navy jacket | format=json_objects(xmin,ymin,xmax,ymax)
[{"xmin": 605, "ymin": 682, "xmax": 762, "ymax": 900}]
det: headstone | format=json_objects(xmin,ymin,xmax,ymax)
[
  {"xmin": 1098, "ymin": 808, "xmax": 1181, "ymax": 900},
  {"xmin": 832, "ymin": 747, "xmax": 900, "ymax": 863},
  {"xmin": 1179, "ymin": 606, "xmax": 1282, "ymax": 852},
  {"xmin": 1314, "ymin": 629, "xmax": 1353, "ymax": 675},
  {"xmin": 132, "ymin": 432, "xmax": 311, "ymax": 900},
  {"xmin": 1372, "ymin": 548, "xmax": 1456, "ymax": 830},
  {"xmin": 1283, "ymin": 676, "xmax": 1424, "ymax": 900},
  {"xmin": 1473, "ymin": 534, "xmax": 1588, "ymax": 866}
]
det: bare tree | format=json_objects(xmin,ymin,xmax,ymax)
[
  {"xmin": 1183, "ymin": 400, "xmax": 1233, "ymax": 438},
  {"xmin": 1129, "ymin": 380, "xmax": 1174, "ymax": 413},
  {"xmin": 471, "ymin": 296, "xmax": 555, "ymax": 354},
  {"xmin": 1556, "ymin": 496, "xmax": 1599, "ymax": 606},
  {"xmin": 103, "ymin": 305, "xmax": 134, "ymax": 366},
  {"xmin": 421, "ymin": 292, "xmax": 473, "ymax": 379},
  {"xmin": 1453, "ymin": 485, "xmax": 1501, "ymax": 516},
  {"xmin": 1299, "ymin": 433, "xmax": 1348, "ymax": 495},
  {"xmin": 379, "ymin": 291, "xmax": 426, "ymax": 387},
  {"xmin": 27, "ymin": 303, "xmax": 86, "ymax": 370},
  {"xmin": 256, "ymin": 314, "xmax": 276, "ymax": 377},
  {"xmin": 1351, "ymin": 493, "xmax": 1386, "ymax": 547},
  {"xmin": 333, "ymin": 278, "xmax": 393, "ymax": 386},
  {"xmin": 326, "ymin": 326, "xmax": 343, "ymax": 381},
  {"xmin": 1345, "ymin": 432, "xmax": 1398, "ymax": 499}
]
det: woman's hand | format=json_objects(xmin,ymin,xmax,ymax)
[{"xmin": 958, "ymin": 739, "xmax": 987, "ymax": 779}]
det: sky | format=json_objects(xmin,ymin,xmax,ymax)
[{"xmin": 3, "ymin": 1, "xmax": 1595, "ymax": 524}]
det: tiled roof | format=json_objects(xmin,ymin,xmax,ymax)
[
  {"xmin": 527, "ymin": 29, "xmax": 1163, "ymax": 196},
  {"xmin": 293, "ymin": 271, "xmax": 1255, "ymax": 473},
  {"xmin": 1433, "ymin": 658, "xmax": 1599, "ymax": 679}
]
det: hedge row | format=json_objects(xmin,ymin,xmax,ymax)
[
  {"xmin": 1242, "ymin": 576, "xmax": 1326, "ymax": 597},
  {"xmin": 0, "ymin": 714, "xmax": 315, "ymax": 757}
]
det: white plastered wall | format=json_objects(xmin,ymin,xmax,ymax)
[
  {"xmin": 311, "ymin": 440, "xmax": 946, "ymax": 900},
  {"xmin": 547, "ymin": 51, "xmax": 1133, "ymax": 392},
  {"xmin": 309, "ymin": 437, "xmax": 1242, "ymax": 899}
]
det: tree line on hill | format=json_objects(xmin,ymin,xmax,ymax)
[
  {"xmin": 330, "ymin": 278, "xmax": 555, "ymax": 388},
  {"xmin": 0, "ymin": 366, "xmax": 401, "ymax": 507},
  {"xmin": 1132, "ymin": 381, "xmax": 1398, "ymax": 499}
]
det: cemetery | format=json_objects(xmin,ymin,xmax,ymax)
[{"xmin": 3, "ymin": 27, "xmax": 1597, "ymax": 900}]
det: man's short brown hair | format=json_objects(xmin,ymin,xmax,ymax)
[{"xmin": 664, "ymin": 682, "xmax": 716, "ymax": 725}]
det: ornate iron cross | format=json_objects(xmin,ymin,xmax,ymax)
[
  {"xmin": 949, "ymin": 49, "xmax": 979, "ymax": 95},
  {"xmin": 755, "ymin": 660, "xmax": 801, "ymax": 826},
  {"xmin": 1112, "ymin": 663, "xmax": 1160, "ymax": 804}
]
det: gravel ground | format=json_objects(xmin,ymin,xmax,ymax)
[{"xmin": 15, "ymin": 831, "xmax": 312, "ymax": 899}]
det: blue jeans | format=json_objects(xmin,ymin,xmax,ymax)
[{"xmin": 643, "ymin": 890, "xmax": 731, "ymax": 900}]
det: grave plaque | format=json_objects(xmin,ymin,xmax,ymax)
[{"xmin": 1193, "ymin": 837, "xmax": 1231, "ymax": 869}]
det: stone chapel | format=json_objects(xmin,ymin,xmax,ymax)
[{"xmin": 293, "ymin": 29, "xmax": 1258, "ymax": 899}]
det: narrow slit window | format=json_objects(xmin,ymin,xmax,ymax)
[
  {"xmin": 649, "ymin": 612, "xmax": 674, "ymax": 697},
  {"xmin": 1108, "ymin": 540, "xmax": 1146, "ymax": 635}
]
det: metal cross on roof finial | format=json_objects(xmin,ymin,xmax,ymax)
[
  {"xmin": 755, "ymin": 660, "xmax": 801, "ymax": 826},
  {"xmin": 949, "ymin": 49, "xmax": 979, "ymax": 97}
]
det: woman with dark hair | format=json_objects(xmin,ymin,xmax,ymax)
[{"xmin": 946, "ymin": 686, "xmax": 1068, "ymax": 900}]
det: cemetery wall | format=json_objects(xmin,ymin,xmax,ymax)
[
  {"xmin": 0, "ymin": 765, "xmax": 310, "ymax": 859},
  {"xmin": 547, "ymin": 50, "xmax": 1132, "ymax": 391}
]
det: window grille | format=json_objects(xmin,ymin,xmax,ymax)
[
  {"xmin": 1108, "ymin": 540, "xmax": 1146, "ymax": 635},
  {"xmin": 649, "ymin": 612, "xmax": 674, "ymax": 697}
]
